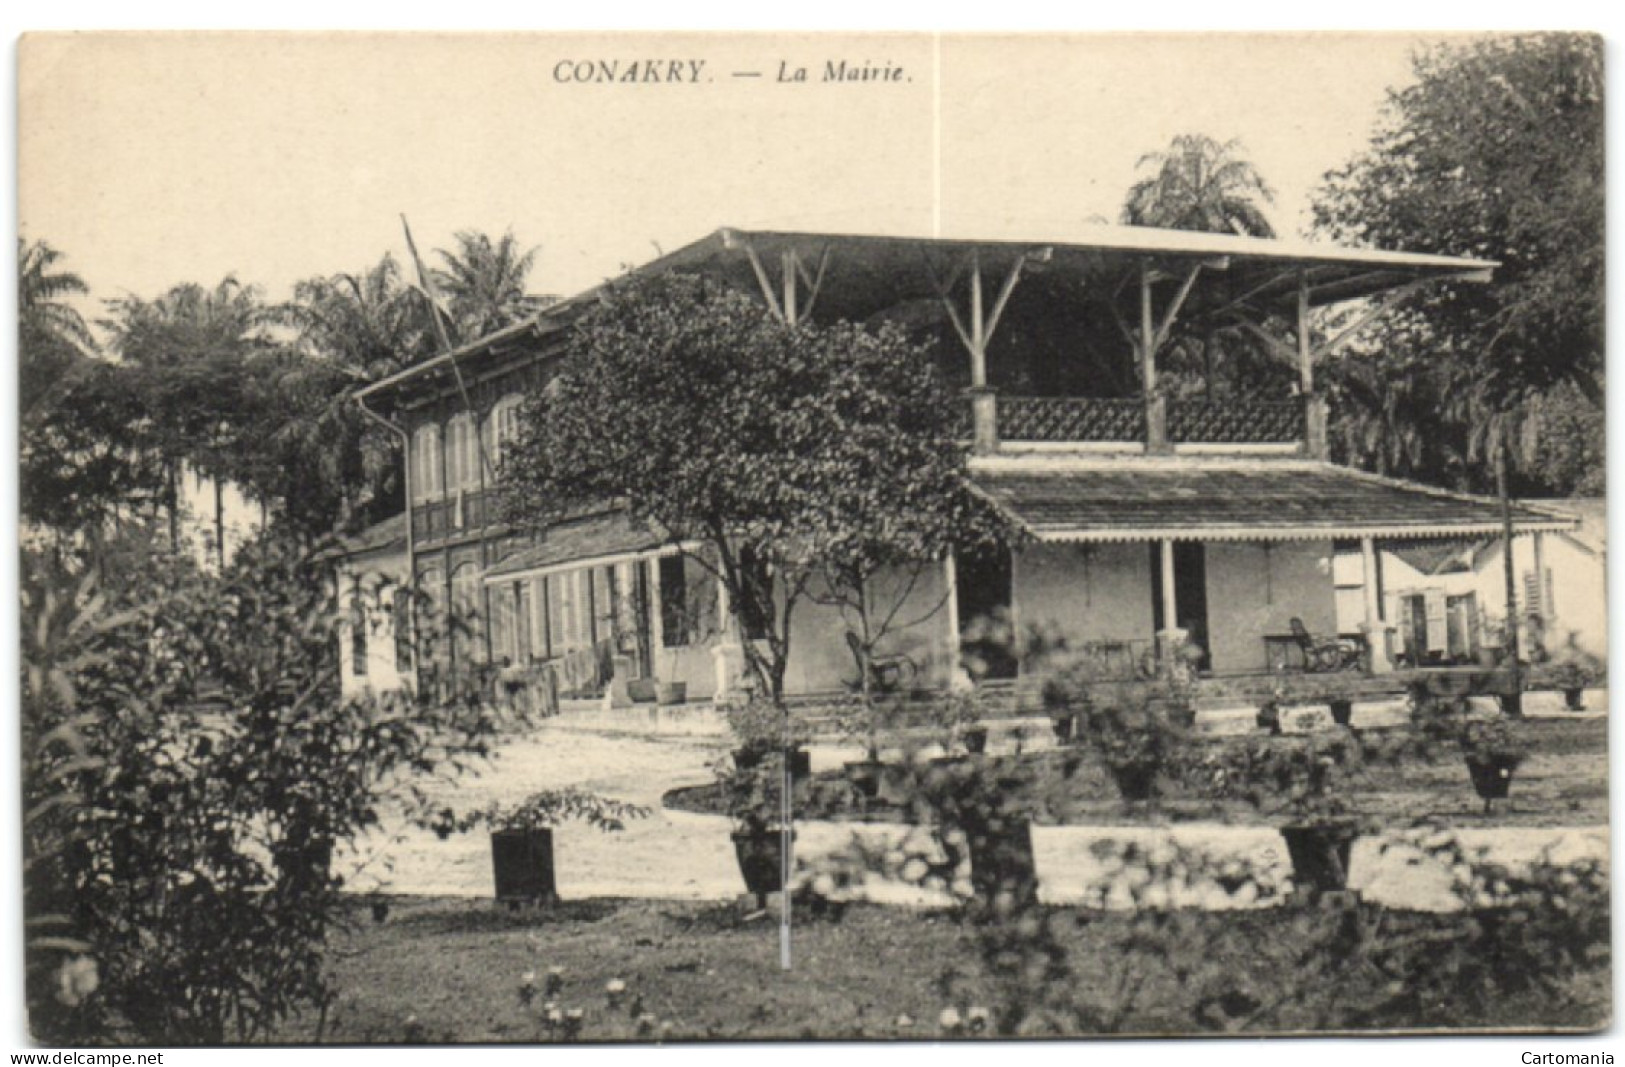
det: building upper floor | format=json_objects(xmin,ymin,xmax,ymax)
[{"xmin": 355, "ymin": 223, "xmax": 1500, "ymax": 548}]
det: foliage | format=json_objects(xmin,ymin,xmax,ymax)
[
  {"xmin": 446, "ymin": 789, "xmax": 648, "ymax": 835},
  {"xmin": 723, "ymin": 696, "xmax": 811, "ymax": 757},
  {"xmin": 1122, "ymin": 134, "xmax": 1277, "ymax": 237},
  {"xmin": 19, "ymin": 236, "xmax": 96, "ymax": 424},
  {"xmin": 1314, "ymin": 33, "xmax": 1603, "ymax": 495},
  {"xmin": 1457, "ymin": 718, "xmax": 1531, "ymax": 767},
  {"xmin": 500, "ymin": 271, "xmax": 1014, "ymax": 705},
  {"xmin": 22, "ymin": 531, "xmax": 520, "ymax": 1044},
  {"xmin": 433, "ymin": 228, "xmax": 546, "ymax": 341},
  {"xmin": 1041, "ymin": 660, "xmax": 1192, "ymax": 800},
  {"xmin": 1183, "ymin": 726, "xmax": 1432, "ymax": 822}
]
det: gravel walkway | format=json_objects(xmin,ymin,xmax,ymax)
[{"xmin": 340, "ymin": 701, "xmax": 1608, "ymax": 911}]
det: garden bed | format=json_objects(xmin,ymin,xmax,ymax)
[
  {"xmin": 664, "ymin": 719, "xmax": 1607, "ymax": 829},
  {"xmin": 274, "ymin": 895, "xmax": 1608, "ymax": 1042}
]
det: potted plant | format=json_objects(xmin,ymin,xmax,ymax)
[
  {"xmin": 1044, "ymin": 667, "xmax": 1187, "ymax": 803},
  {"xmin": 1458, "ymin": 717, "xmax": 1531, "ymax": 813},
  {"xmin": 724, "ymin": 697, "xmax": 811, "ymax": 778},
  {"xmin": 719, "ymin": 754, "xmax": 796, "ymax": 907},
  {"xmin": 921, "ymin": 687, "xmax": 990, "ymax": 762},
  {"xmin": 455, "ymin": 789, "xmax": 649, "ymax": 905},
  {"xmin": 1547, "ymin": 635, "xmax": 1604, "ymax": 711}
]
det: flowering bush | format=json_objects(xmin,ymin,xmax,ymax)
[
  {"xmin": 444, "ymin": 789, "xmax": 648, "ymax": 835},
  {"xmin": 22, "ymin": 530, "xmax": 523, "ymax": 1044}
]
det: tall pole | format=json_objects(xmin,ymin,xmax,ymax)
[{"xmin": 1497, "ymin": 435, "xmax": 1523, "ymax": 716}]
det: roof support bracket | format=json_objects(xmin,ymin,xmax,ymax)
[
  {"xmin": 736, "ymin": 238, "xmax": 831, "ymax": 327},
  {"xmin": 921, "ymin": 246, "xmax": 1051, "ymax": 389}
]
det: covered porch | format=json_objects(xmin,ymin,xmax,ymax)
[{"xmin": 962, "ymin": 457, "xmax": 1579, "ymax": 693}]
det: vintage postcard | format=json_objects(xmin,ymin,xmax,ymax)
[{"xmin": 16, "ymin": 31, "xmax": 1609, "ymax": 1049}]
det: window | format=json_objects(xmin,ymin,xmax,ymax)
[
  {"xmin": 450, "ymin": 560, "xmax": 484, "ymax": 666},
  {"xmin": 489, "ymin": 395, "xmax": 525, "ymax": 470},
  {"xmin": 446, "ymin": 414, "xmax": 479, "ymax": 492},
  {"xmin": 349, "ymin": 578, "xmax": 368, "ymax": 676},
  {"xmin": 411, "ymin": 424, "xmax": 442, "ymax": 502},
  {"xmin": 738, "ymin": 545, "xmax": 773, "ymax": 641},
  {"xmin": 659, "ymin": 555, "xmax": 689, "ymax": 647},
  {"xmin": 392, "ymin": 587, "xmax": 413, "ymax": 674}
]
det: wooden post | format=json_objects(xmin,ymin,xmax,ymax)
[
  {"xmin": 1296, "ymin": 271, "xmax": 1314, "ymax": 395},
  {"xmin": 1159, "ymin": 539, "xmax": 1178, "ymax": 633},
  {"xmin": 1141, "ymin": 262, "xmax": 1167, "ymax": 452},
  {"xmin": 1360, "ymin": 536, "xmax": 1390, "ymax": 673},
  {"xmin": 969, "ymin": 251, "xmax": 986, "ymax": 389},
  {"xmin": 1531, "ymin": 532, "xmax": 1548, "ymax": 622},
  {"xmin": 943, "ymin": 552, "xmax": 961, "ymax": 686},
  {"xmin": 781, "ymin": 249, "xmax": 798, "ymax": 326},
  {"xmin": 1498, "ymin": 439, "xmax": 1523, "ymax": 716}
]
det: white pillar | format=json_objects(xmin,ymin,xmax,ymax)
[
  {"xmin": 1159, "ymin": 539, "xmax": 1178, "ymax": 633},
  {"xmin": 1361, "ymin": 536, "xmax": 1391, "ymax": 673},
  {"xmin": 943, "ymin": 553, "xmax": 966, "ymax": 689}
]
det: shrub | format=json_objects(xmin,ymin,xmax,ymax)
[{"xmin": 22, "ymin": 530, "xmax": 521, "ymax": 1044}]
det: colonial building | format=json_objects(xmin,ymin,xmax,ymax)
[{"xmin": 335, "ymin": 223, "xmax": 1580, "ymax": 712}]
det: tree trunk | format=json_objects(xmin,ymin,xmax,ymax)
[
  {"xmin": 1497, "ymin": 437, "xmax": 1523, "ymax": 716},
  {"xmin": 166, "ymin": 462, "xmax": 180, "ymax": 553},
  {"xmin": 214, "ymin": 476, "xmax": 226, "ymax": 567}
]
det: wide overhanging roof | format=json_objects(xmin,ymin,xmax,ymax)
[
  {"xmin": 638, "ymin": 223, "xmax": 1498, "ymax": 320},
  {"xmin": 360, "ymin": 222, "xmax": 1497, "ymax": 398},
  {"xmin": 970, "ymin": 461, "xmax": 1575, "ymax": 543}
]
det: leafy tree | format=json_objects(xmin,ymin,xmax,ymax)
[
  {"xmin": 1313, "ymin": 34, "xmax": 1603, "ymax": 495},
  {"xmin": 19, "ymin": 237, "xmax": 97, "ymax": 425},
  {"xmin": 433, "ymin": 229, "xmax": 544, "ymax": 342},
  {"xmin": 1122, "ymin": 134, "xmax": 1277, "ymax": 237},
  {"xmin": 273, "ymin": 254, "xmax": 439, "ymax": 531},
  {"xmin": 100, "ymin": 278, "xmax": 278, "ymax": 552},
  {"xmin": 22, "ymin": 529, "xmax": 515, "ymax": 1044},
  {"xmin": 499, "ymin": 272, "xmax": 1012, "ymax": 707}
]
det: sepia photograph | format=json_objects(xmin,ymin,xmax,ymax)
[{"xmin": 13, "ymin": 28, "xmax": 1610, "ymax": 1048}]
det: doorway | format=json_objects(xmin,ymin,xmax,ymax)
[
  {"xmin": 1149, "ymin": 542, "xmax": 1211, "ymax": 672},
  {"xmin": 956, "ymin": 546, "xmax": 1017, "ymax": 680}
]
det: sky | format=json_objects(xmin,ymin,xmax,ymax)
[{"xmin": 19, "ymin": 32, "xmax": 1446, "ymax": 313}]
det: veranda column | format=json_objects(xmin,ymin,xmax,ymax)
[
  {"xmin": 1157, "ymin": 539, "xmax": 1182, "ymax": 673},
  {"xmin": 943, "ymin": 553, "xmax": 965, "ymax": 688},
  {"xmin": 1360, "ymin": 536, "xmax": 1392, "ymax": 673}
]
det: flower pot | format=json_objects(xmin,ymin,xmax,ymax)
[
  {"xmin": 844, "ymin": 760, "xmax": 887, "ymax": 799},
  {"xmin": 738, "ymin": 744, "xmax": 811, "ymax": 778},
  {"xmin": 1565, "ymin": 687, "xmax": 1587, "ymax": 711},
  {"xmin": 1465, "ymin": 755, "xmax": 1521, "ymax": 804},
  {"xmin": 966, "ymin": 818, "xmax": 1039, "ymax": 915},
  {"xmin": 490, "ymin": 828, "xmax": 558, "ymax": 905},
  {"xmin": 626, "ymin": 678, "xmax": 659, "ymax": 703},
  {"xmin": 732, "ymin": 828, "xmax": 794, "ymax": 905},
  {"xmin": 656, "ymin": 681, "xmax": 688, "ymax": 706},
  {"xmin": 1280, "ymin": 824, "xmax": 1358, "ymax": 897},
  {"xmin": 273, "ymin": 838, "xmax": 334, "ymax": 892},
  {"xmin": 1329, "ymin": 700, "xmax": 1354, "ymax": 727},
  {"xmin": 962, "ymin": 727, "xmax": 989, "ymax": 755},
  {"xmin": 1108, "ymin": 761, "xmax": 1159, "ymax": 802},
  {"xmin": 1050, "ymin": 714, "xmax": 1075, "ymax": 743},
  {"xmin": 1163, "ymin": 703, "xmax": 1197, "ymax": 730}
]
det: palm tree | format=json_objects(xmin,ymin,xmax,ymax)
[
  {"xmin": 433, "ymin": 229, "xmax": 542, "ymax": 342},
  {"xmin": 101, "ymin": 277, "xmax": 274, "ymax": 552},
  {"xmin": 275, "ymin": 254, "xmax": 438, "ymax": 530},
  {"xmin": 1121, "ymin": 134, "xmax": 1278, "ymax": 237},
  {"xmin": 19, "ymin": 238, "xmax": 97, "ymax": 423}
]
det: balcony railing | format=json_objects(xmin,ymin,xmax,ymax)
[
  {"xmin": 1000, "ymin": 397, "xmax": 1147, "ymax": 442},
  {"xmin": 412, "ymin": 488, "xmax": 501, "ymax": 542},
  {"xmin": 970, "ymin": 394, "xmax": 1319, "ymax": 452},
  {"xmin": 1168, "ymin": 400, "xmax": 1304, "ymax": 445}
]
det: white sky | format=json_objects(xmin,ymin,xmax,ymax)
[{"xmin": 19, "ymin": 32, "xmax": 1445, "ymax": 311}]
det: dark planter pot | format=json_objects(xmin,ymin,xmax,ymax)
[
  {"xmin": 626, "ymin": 678, "xmax": 659, "ymax": 703},
  {"xmin": 966, "ymin": 818, "xmax": 1039, "ymax": 914},
  {"xmin": 1565, "ymin": 687, "xmax": 1587, "ymax": 711},
  {"xmin": 1465, "ymin": 755, "xmax": 1522, "ymax": 806},
  {"xmin": 1108, "ymin": 761, "xmax": 1159, "ymax": 802},
  {"xmin": 739, "ymin": 745, "xmax": 811, "ymax": 779},
  {"xmin": 1280, "ymin": 824, "xmax": 1359, "ymax": 896},
  {"xmin": 1329, "ymin": 700, "xmax": 1354, "ymax": 727},
  {"xmin": 732, "ymin": 829, "xmax": 794, "ymax": 905},
  {"xmin": 656, "ymin": 681, "xmax": 688, "ymax": 706},
  {"xmin": 1050, "ymin": 714, "xmax": 1076, "ymax": 743},
  {"xmin": 844, "ymin": 760, "xmax": 887, "ymax": 799},
  {"xmin": 490, "ymin": 828, "xmax": 558, "ymax": 905},
  {"xmin": 962, "ymin": 727, "xmax": 989, "ymax": 755}
]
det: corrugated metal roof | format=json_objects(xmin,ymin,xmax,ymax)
[
  {"xmin": 970, "ymin": 462, "xmax": 1576, "ymax": 542},
  {"xmin": 482, "ymin": 509, "xmax": 669, "ymax": 580}
]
